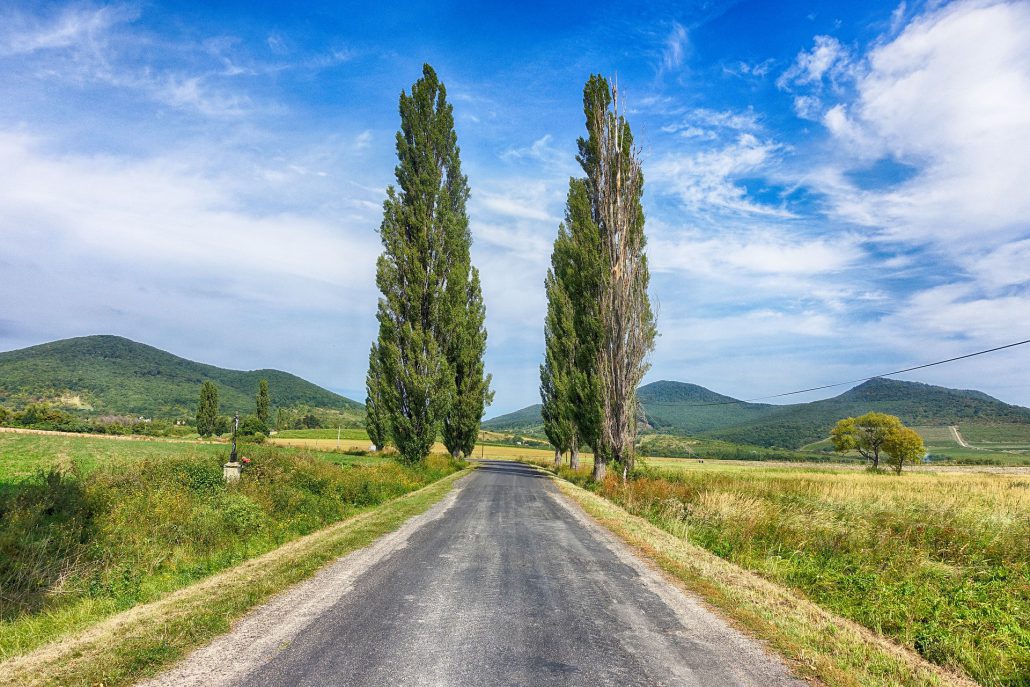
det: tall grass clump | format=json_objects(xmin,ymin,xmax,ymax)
[
  {"xmin": 0, "ymin": 447, "xmax": 462, "ymax": 657},
  {"xmin": 540, "ymin": 459, "xmax": 1029, "ymax": 686}
]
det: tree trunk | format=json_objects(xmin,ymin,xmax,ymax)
[
  {"xmin": 554, "ymin": 447, "xmax": 562, "ymax": 468},
  {"xmin": 570, "ymin": 444, "xmax": 580, "ymax": 471},
  {"xmin": 592, "ymin": 457, "xmax": 606, "ymax": 481},
  {"xmin": 452, "ymin": 448, "xmax": 461, "ymax": 460},
  {"xmin": 872, "ymin": 448, "xmax": 880, "ymax": 469}
]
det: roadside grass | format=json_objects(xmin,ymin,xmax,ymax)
[
  {"xmin": 529, "ymin": 459, "xmax": 1029, "ymax": 687},
  {"xmin": 0, "ymin": 466, "xmax": 470, "ymax": 687},
  {"xmin": 549, "ymin": 471, "xmax": 979, "ymax": 687},
  {"xmin": 0, "ymin": 436, "xmax": 464, "ymax": 660}
]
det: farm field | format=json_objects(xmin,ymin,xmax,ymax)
[
  {"xmin": 802, "ymin": 423, "xmax": 1030, "ymax": 465},
  {"xmin": 534, "ymin": 459, "xmax": 1030, "ymax": 686}
]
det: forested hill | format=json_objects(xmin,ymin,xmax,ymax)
[
  {"xmin": 0, "ymin": 335, "xmax": 363, "ymax": 418},
  {"xmin": 484, "ymin": 378, "xmax": 1030, "ymax": 449}
]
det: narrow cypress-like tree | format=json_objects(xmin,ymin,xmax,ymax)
[
  {"xmin": 442, "ymin": 267, "xmax": 493, "ymax": 457},
  {"xmin": 196, "ymin": 381, "xmax": 219, "ymax": 438},
  {"xmin": 371, "ymin": 64, "xmax": 471, "ymax": 463},
  {"xmin": 365, "ymin": 343, "xmax": 388, "ymax": 450},
  {"xmin": 564, "ymin": 177, "xmax": 605, "ymax": 471},
  {"xmin": 540, "ymin": 230, "xmax": 576, "ymax": 466},
  {"xmin": 579, "ymin": 75, "xmax": 656, "ymax": 481},
  {"xmin": 256, "ymin": 379, "xmax": 270, "ymax": 425}
]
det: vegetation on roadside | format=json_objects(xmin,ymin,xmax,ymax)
[
  {"xmin": 551, "ymin": 474, "xmax": 978, "ymax": 687},
  {"xmin": 0, "ymin": 468, "xmax": 469, "ymax": 687},
  {"xmin": 0, "ymin": 436, "xmax": 464, "ymax": 658},
  {"xmin": 534, "ymin": 459, "xmax": 1028, "ymax": 686}
]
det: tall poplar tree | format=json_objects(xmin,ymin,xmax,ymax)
[
  {"xmin": 540, "ymin": 227, "xmax": 576, "ymax": 466},
  {"xmin": 255, "ymin": 379, "xmax": 270, "ymax": 425},
  {"xmin": 196, "ymin": 381, "xmax": 219, "ymax": 438},
  {"xmin": 442, "ymin": 267, "xmax": 493, "ymax": 458},
  {"xmin": 371, "ymin": 64, "xmax": 478, "ymax": 463},
  {"xmin": 579, "ymin": 75, "xmax": 656, "ymax": 481},
  {"xmin": 564, "ymin": 178, "xmax": 605, "ymax": 471},
  {"xmin": 365, "ymin": 343, "xmax": 388, "ymax": 450}
]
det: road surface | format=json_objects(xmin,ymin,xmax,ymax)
[{"xmin": 143, "ymin": 461, "xmax": 803, "ymax": 687}]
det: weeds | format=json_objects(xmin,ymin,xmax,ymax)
[
  {"xmin": 0, "ymin": 445, "xmax": 463, "ymax": 657},
  {"xmin": 536, "ymin": 459, "xmax": 1029, "ymax": 686}
]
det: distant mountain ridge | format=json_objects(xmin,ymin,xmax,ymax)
[
  {"xmin": 0, "ymin": 335, "xmax": 363, "ymax": 419},
  {"xmin": 484, "ymin": 378, "xmax": 1030, "ymax": 449}
]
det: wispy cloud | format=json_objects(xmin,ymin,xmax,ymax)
[{"xmin": 659, "ymin": 22, "xmax": 689, "ymax": 72}]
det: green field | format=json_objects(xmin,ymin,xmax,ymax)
[
  {"xmin": 800, "ymin": 423, "xmax": 1030, "ymax": 465},
  {"xmin": 958, "ymin": 423, "xmax": 1030, "ymax": 447},
  {"xmin": 272, "ymin": 428, "xmax": 371, "ymax": 441},
  {"xmin": 540, "ymin": 459, "xmax": 1030, "ymax": 686},
  {"xmin": 0, "ymin": 431, "xmax": 462, "ymax": 659}
]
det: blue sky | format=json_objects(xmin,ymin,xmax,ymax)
[{"xmin": 1, "ymin": 0, "xmax": 1028, "ymax": 414}]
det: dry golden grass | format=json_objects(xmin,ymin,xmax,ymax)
[{"xmin": 550, "ymin": 473, "xmax": 981, "ymax": 687}]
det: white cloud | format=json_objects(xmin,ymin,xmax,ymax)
[
  {"xmin": 0, "ymin": 4, "xmax": 138, "ymax": 55},
  {"xmin": 814, "ymin": 1, "xmax": 1030, "ymax": 248},
  {"xmin": 0, "ymin": 131, "xmax": 378, "ymax": 298},
  {"xmin": 660, "ymin": 22, "xmax": 689, "ymax": 72},
  {"xmin": 651, "ymin": 133, "xmax": 792, "ymax": 217},
  {"xmin": 777, "ymin": 35, "xmax": 850, "ymax": 89}
]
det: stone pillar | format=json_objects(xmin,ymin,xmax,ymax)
[{"xmin": 223, "ymin": 462, "xmax": 241, "ymax": 482}]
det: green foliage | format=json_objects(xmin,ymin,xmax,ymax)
[
  {"xmin": 540, "ymin": 223, "xmax": 576, "ymax": 457},
  {"xmin": 195, "ymin": 381, "xmax": 219, "ymax": 438},
  {"xmin": 0, "ymin": 440, "xmax": 464, "ymax": 653},
  {"xmin": 0, "ymin": 335, "xmax": 363, "ymax": 420},
  {"xmin": 255, "ymin": 379, "xmax": 270, "ymax": 425},
  {"xmin": 883, "ymin": 425, "xmax": 926, "ymax": 474},
  {"xmin": 576, "ymin": 465, "xmax": 1030, "ymax": 687},
  {"xmin": 831, "ymin": 411, "xmax": 906, "ymax": 469},
  {"xmin": 371, "ymin": 64, "xmax": 475, "ymax": 463},
  {"xmin": 364, "ymin": 343, "xmax": 388, "ymax": 450},
  {"xmin": 238, "ymin": 414, "xmax": 269, "ymax": 437},
  {"xmin": 442, "ymin": 267, "xmax": 493, "ymax": 458}
]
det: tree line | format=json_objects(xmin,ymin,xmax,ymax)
[{"xmin": 195, "ymin": 378, "xmax": 271, "ymax": 438}]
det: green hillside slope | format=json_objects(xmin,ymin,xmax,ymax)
[
  {"xmin": 482, "ymin": 403, "xmax": 545, "ymax": 433},
  {"xmin": 485, "ymin": 377, "xmax": 1030, "ymax": 449},
  {"xmin": 0, "ymin": 335, "xmax": 363, "ymax": 419},
  {"xmin": 636, "ymin": 380, "xmax": 776, "ymax": 433},
  {"xmin": 706, "ymin": 378, "xmax": 1030, "ymax": 448}
]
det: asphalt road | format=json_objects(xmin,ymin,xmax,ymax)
[{"xmin": 148, "ymin": 461, "xmax": 803, "ymax": 687}]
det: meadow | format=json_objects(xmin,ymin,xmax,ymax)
[
  {"xmin": 537, "ymin": 459, "xmax": 1029, "ymax": 686},
  {"xmin": 0, "ymin": 431, "xmax": 463, "ymax": 659}
]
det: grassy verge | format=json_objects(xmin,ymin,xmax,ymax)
[
  {"xmin": 543, "ymin": 467, "xmax": 979, "ymax": 687},
  {"xmin": 0, "ymin": 435, "xmax": 462, "ymax": 658},
  {"xmin": 526, "ymin": 457, "xmax": 1030, "ymax": 686},
  {"xmin": 0, "ymin": 466, "xmax": 470, "ymax": 687}
]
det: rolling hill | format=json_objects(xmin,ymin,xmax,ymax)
[
  {"xmin": 484, "ymin": 378, "xmax": 1030, "ymax": 449},
  {"xmin": 0, "ymin": 335, "xmax": 363, "ymax": 419}
]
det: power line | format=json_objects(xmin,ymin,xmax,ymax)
[{"xmin": 644, "ymin": 338, "xmax": 1030, "ymax": 407}]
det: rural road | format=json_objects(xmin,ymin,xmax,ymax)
[{"xmin": 143, "ymin": 461, "xmax": 803, "ymax": 687}]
